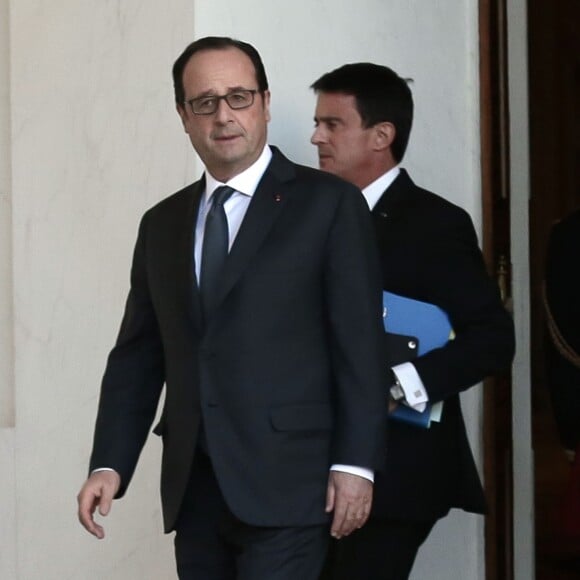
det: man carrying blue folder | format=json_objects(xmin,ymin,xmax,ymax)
[{"xmin": 311, "ymin": 63, "xmax": 515, "ymax": 580}]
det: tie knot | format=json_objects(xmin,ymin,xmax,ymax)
[{"xmin": 211, "ymin": 186, "xmax": 235, "ymax": 209}]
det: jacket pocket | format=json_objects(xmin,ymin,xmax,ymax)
[{"xmin": 270, "ymin": 403, "xmax": 333, "ymax": 431}]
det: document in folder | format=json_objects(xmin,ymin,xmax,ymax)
[{"xmin": 383, "ymin": 291, "xmax": 453, "ymax": 428}]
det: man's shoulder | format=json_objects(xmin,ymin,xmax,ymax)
[
  {"xmin": 411, "ymin": 182, "xmax": 469, "ymax": 219},
  {"xmin": 274, "ymin": 149, "xmax": 359, "ymax": 192},
  {"xmin": 268, "ymin": 150, "xmax": 366, "ymax": 215},
  {"xmin": 398, "ymin": 177, "xmax": 472, "ymax": 231},
  {"xmin": 296, "ymin": 163, "xmax": 360, "ymax": 194},
  {"xmin": 143, "ymin": 181, "xmax": 200, "ymax": 218}
]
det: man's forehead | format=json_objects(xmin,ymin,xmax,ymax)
[
  {"xmin": 186, "ymin": 47, "xmax": 253, "ymax": 71},
  {"xmin": 317, "ymin": 92, "xmax": 357, "ymax": 105},
  {"xmin": 183, "ymin": 48, "xmax": 256, "ymax": 88},
  {"xmin": 316, "ymin": 93, "xmax": 359, "ymax": 117}
]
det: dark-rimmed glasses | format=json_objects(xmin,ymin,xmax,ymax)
[{"xmin": 186, "ymin": 89, "xmax": 259, "ymax": 116}]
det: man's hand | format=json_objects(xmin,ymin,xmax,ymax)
[
  {"xmin": 325, "ymin": 471, "xmax": 373, "ymax": 539},
  {"xmin": 388, "ymin": 399, "xmax": 399, "ymax": 413},
  {"xmin": 77, "ymin": 470, "xmax": 121, "ymax": 539}
]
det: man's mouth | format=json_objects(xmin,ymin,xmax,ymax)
[{"xmin": 214, "ymin": 134, "xmax": 240, "ymax": 142}]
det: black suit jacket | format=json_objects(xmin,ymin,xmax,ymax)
[
  {"xmin": 89, "ymin": 148, "xmax": 387, "ymax": 532},
  {"xmin": 371, "ymin": 170, "xmax": 515, "ymax": 522},
  {"xmin": 545, "ymin": 208, "xmax": 580, "ymax": 355},
  {"xmin": 544, "ymin": 209, "xmax": 580, "ymax": 447}
]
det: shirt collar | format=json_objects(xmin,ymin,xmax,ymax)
[
  {"xmin": 204, "ymin": 145, "xmax": 273, "ymax": 202},
  {"xmin": 362, "ymin": 166, "xmax": 400, "ymax": 210}
]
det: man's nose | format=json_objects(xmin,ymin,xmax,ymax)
[
  {"xmin": 214, "ymin": 98, "xmax": 234, "ymax": 123},
  {"xmin": 311, "ymin": 126, "xmax": 324, "ymax": 145}
]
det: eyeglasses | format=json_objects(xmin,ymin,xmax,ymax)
[{"xmin": 186, "ymin": 89, "xmax": 259, "ymax": 115}]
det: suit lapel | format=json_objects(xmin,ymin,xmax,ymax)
[
  {"xmin": 182, "ymin": 179, "xmax": 204, "ymax": 331},
  {"xmin": 372, "ymin": 168, "xmax": 415, "ymax": 220},
  {"xmin": 210, "ymin": 149, "xmax": 294, "ymax": 314}
]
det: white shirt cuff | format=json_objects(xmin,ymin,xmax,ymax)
[
  {"xmin": 91, "ymin": 468, "xmax": 116, "ymax": 474},
  {"xmin": 330, "ymin": 464, "xmax": 374, "ymax": 483},
  {"xmin": 392, "ymin": 362, "xmax": 429, "ymax": 411}
]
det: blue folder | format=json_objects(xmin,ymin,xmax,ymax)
[{"xmin": 383, "ymin": 291, "xmax": 453, "ymax": 428}]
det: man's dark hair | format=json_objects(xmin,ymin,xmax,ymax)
[
  {"xmin": 172, "ymin": 36, "xmax": 269, "ymax": 105},
  {"xmin": 311, "ymin": 63, "xmax": 414, "ymax": 163}
]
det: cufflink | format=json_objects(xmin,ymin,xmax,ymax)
[
  {"xmin": 390, "ymin": 384, "xmax": 405, "ymax": 402},
  {"xmin": 388, "ymin": 369, "xmax": 405, "ymax": 401}
]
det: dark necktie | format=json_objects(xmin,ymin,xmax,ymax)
[{"xmin": 199, "ymin": 186, "xmax": 235, "ymax": 318}]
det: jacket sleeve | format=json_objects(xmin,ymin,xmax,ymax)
[
  {"xmin": 412, "ymin": 208, "xmax": 515, "ymax": 402},
  {"xmin": 323, "ymin": 184, "xmax": 388, "ymax": 471},
  {"xmin": 89, "ymin": 210, "xmax": 166, "ymax": 497}
]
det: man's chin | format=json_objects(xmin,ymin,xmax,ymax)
[{"xmin": 318, "ymin": 158, "xmax": 333, "ymax": 172}]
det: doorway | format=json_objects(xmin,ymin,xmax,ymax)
[
  {"xmin": 528, "ymin": 0, "xmax": 580, "ymax": 578},
  {"xmin": 481, "ymin": 1, "xmax": 579, "ymax": 578}
]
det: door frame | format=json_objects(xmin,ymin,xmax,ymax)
[
  {"xmin": 480, "ymin": 1, "xmax": 534, "ymax": 579},
  {"xmin": 505, "ymin": 1, "xmax": 534, "ymax": 579},
  {"xmin": 480, "ymin": 1, "xmax": 514, "ymax": 578}
]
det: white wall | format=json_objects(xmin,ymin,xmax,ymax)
[
  {"xmin": 1, "ymin": 0, "xmax": 17, "ymax": 577},
  {"xmin": 1, "ymin": 1, "xmax": 486, "ymax": 578},
  {"xmin": 1, "ymin": 0, "xmax": 14, "ymax": 427},
  {"xmin": 6, "ymin": 1, "xmax": 195, "ymax": 578}
]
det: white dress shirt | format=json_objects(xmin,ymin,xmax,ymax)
[
  {"xmin": 361, "ymin": 167, "xmax": 429, "ymax": 412},
  {"xmin": 194, "ymin": 145, "xmax": 273, "ymax": 283}
]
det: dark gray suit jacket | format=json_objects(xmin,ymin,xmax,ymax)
[{"xmin": 89, "ymin": 148, "xmax": 388, "ymax": 532}]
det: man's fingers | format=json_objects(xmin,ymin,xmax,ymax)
[
  {"xmin": 77, "ymin": 491, "xmax": 104, "ymax": 538},
  {"xmin": 98, "ymin": 486, "xmax": 115, "ymax": 517},
  {"xmin": 326, "ymin": 471, "xmax": 373, "ymax": 538},
  {"xmin": 330, "ymin": 498, "xmax": 348, "ymax": 538},
  {"xmin": 331, "ymin": 496, "xmax": 367, "ymax": 538},
  {"xmin": 325, "ymin": 478, "xmax": 336, "ymax": 513},
  {"xmin": 76, "ymin": 471, "xmax": 121, "ymax": 540}
]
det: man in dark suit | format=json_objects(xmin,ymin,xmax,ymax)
[
  {"xmin": 76, "ymin": 39, "xmax": 388, "ymax": 580},
  {"xmin": 544, "ymin": 209, "xmax": 580, "ymax": 460},
  {"xmin": 311, "ymin": 63, "xmax": 515, "ymax": 580}
]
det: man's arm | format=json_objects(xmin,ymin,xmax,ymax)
[
  {"xmin": 78, "ymin": 211, "xmax": 165, "ymax": 537},
  {"xmin": 411, "ymin": 208, "xmax": 515, "ymax": 400},
  {"xmin": 89, "ymin": 211, "xmax": 165, "ymax": 491},
  {"xmin": 322, "ymin": 182, "xmax": 388, "ymax": 537}
]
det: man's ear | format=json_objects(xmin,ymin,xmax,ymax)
[
  {"xmin": 176, "ymin": 103, "xmax": 188, "ymax": 132},
  {"xmin": 262, "ymin": 90, "xmax": 272, "ymax": 123},
  {"xmin": 373, "ymin": 122, "xmax": 396, "ymax": 152}
]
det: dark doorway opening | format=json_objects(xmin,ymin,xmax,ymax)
[{"xmin": 528, "ymin": 1, "xmax": 580, "ymax": 579}]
